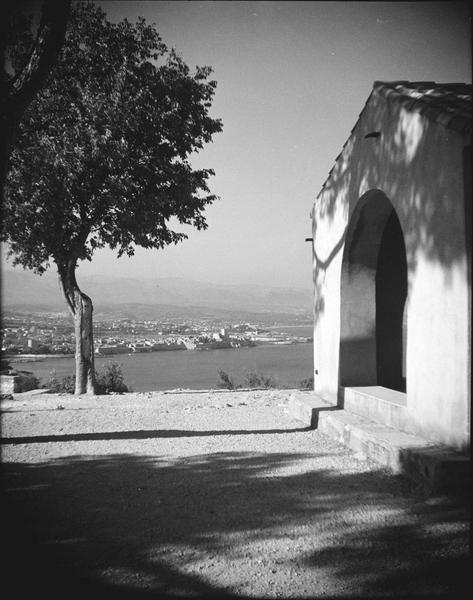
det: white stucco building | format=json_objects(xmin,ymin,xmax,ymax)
[{"xmin": 310, "ymin": 81, "xmax": 471, "ymax": 450}]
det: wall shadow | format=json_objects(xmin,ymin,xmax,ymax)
[
  {"xmin": 311, "ymin": 83, "xmax": 471, "ymax": 327},
  {"xmin": 1, "ymin": 452, "xmax": 470, "ymax": 599}
]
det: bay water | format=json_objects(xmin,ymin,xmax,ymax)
[{"xmin": 13, "ymin": 338, "xmax": 314, "ymax": 392}]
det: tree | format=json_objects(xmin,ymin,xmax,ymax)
[
  {"xmin": 1, "ymin": 0, "xmax": 71, "ymax": 196},
  {"xmin": 2, "ymin": 1, "xmax": 223, "ymax": 394}
]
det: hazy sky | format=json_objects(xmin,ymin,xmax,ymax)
[{"xmin": 4, "ymin": 1, "xmax": 472, "ymax": 288}]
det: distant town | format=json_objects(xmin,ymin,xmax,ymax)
[{"xmin": 1, "ymin": 311, "xmax": 313, "ymax": 358}]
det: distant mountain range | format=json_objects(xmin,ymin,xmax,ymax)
[{"xmin": 1, "ymin": 269, "xmax": 313, "ymax": 320}]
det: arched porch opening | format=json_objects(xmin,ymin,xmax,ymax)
[{"xmin": 339, "ymin": 190, "xmax": 407, "ymax": 392}]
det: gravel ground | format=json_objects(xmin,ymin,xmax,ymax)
[{"xmin": 1, "ymin": 389, "xmax": 470, "ymax": 600}]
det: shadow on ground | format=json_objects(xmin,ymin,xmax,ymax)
[
  {"xmin": 1, "ymin": 451, "xmax": 470, "ymax": 599},
  {"xmin": 0, "ymin": 426, "xmax": 312, "ymax": 444}
]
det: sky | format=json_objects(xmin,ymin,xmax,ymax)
[{"xmin": 3, "ymin": 1, "xmax": 472, "ymax": 289}]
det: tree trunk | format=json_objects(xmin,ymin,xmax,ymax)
[{"xmin": 57, "ymin": 260, "xmax": 95, "ymax": 395}]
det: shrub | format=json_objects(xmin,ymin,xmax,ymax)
[
  {"xmin": 43, "ymin": 362, "xmax": 130, "ymax": 394},
  {"xmin": 217, "ymin": 369, "xmax": 280, "ymax": 390},
  {"xmin": 244, "ymin": 371, "xmax": 277, "ymax": 389},
  {"xmin": 217, "ymin": 370, "xmax": 238, "ymax": 390},
  {"xmin": 95, "ymin": 362, "xmax": 130, "ymax": 394},
  {"xmin": 1, "ymin": 358, "xmax": 13, "ymax": 373},
  {"xmin": 15, "ymin": 371, "xmax": 40, "ymax": 392},
  {"xmin": 43, "ymin": 370, "xmax": 75, "ymax": 393},
  {"xmin": 299, "ymin": 376, "xmax": 314, "ymax": 390}
]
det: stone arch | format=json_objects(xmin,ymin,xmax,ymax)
[{"xmin": 339, "ymin": 190, "xmax": 407, "ymax": 392}]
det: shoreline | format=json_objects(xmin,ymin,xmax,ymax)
[
  {"xmin": 4, "ymin": 340, "xmax": 312, "ymax": 362},
  {"xmin": 5, "ymin": 354, "xmax": 73, "ymax": 362}
]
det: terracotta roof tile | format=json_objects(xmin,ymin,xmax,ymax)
[
  {"xmin": 374, "ymin": 81, "xmax": 472, "ymax": 135},
  {"xmin": 316, "ymin": 81, "xmax": 472, "ymax": 199}
]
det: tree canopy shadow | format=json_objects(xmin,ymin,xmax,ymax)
[{"xmin": 1, "ymin": 451, "xmax": 470, "ymax": 599}]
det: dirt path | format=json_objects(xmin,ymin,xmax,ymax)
[{"xmin": 1, "ymin": 389, "xmax": 470, "ymax": 599}]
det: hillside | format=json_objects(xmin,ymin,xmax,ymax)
[{"xmin": 1, "ymin": 269, "xmax": 312, "ymax": 320}]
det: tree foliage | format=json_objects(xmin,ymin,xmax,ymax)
[
  {"xmin": 2, "ymin": 0, "xmax": 222, "ymax": 273},
  {"xmin": 1, "ymin": 0, "xmax": 71, "ymax": 194},
  {"xmin": 2, "ymin": 0, "xmax": 222, "ymax": 394}
]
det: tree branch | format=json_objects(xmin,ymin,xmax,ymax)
[{"xmin": 7, "ymin": 0, "xmax": 71, "ymax": 125}]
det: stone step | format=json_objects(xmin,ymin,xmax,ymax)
[
  {"xmin": 342, "ymin": 385, "xmax": 409, "ymax": 432},
  {"xmin": 287, "ymin": 391, "xmax": 470, "ymax": 494},
  {"xmin": 287, "ymin": 391, "xmax": 338, "ymax": 428},
  {"xmin": 317, "ymin": 409, "xmax": 470, "ymax": 494}
]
